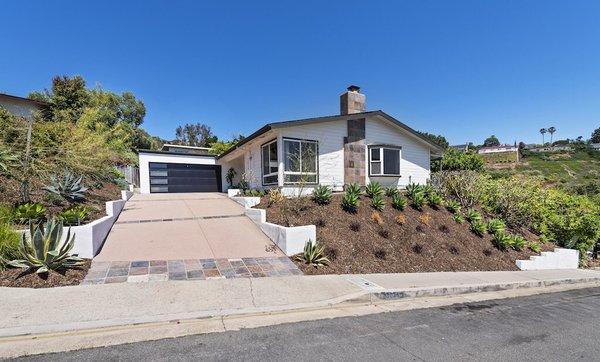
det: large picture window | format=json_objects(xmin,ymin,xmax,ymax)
[
  {"xmin": 283, "ymin": 138, "xmax": 318, "ymax": 184},
  {"xmin": 261, "ymin": 140, "xmax": 278, "ymax": 185},
  {"xmin": 369, "ymin": 146, "xmax": 401, "ymax": 176}
]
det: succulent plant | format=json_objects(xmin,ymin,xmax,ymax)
[
  {"xmin": 370, "ymin": 195, "xmax": 385, "ymax": 211},
  {"xmin": 8, "ymin": 219, "xmax": 84, "ymax": 274},
  {"xmin": 510, "ymin": 234, "xmax": 527, "ymax": 251},
  {"xmin": 492, "ymin": 231, "xmax": 512, "ymax": 250},
  {"xmin": 13, "ymin": 202, "xmax": 46, "ymax": 224},
  {"xmin": 405, "ymin": 183, "xmax": 424, "ymax": 200},
  {"xmin": 528, "ymin": 241, "xmax": 542, "ymax": 253},
  {"xmin": 312, "ymin": 185, "xmax": 332, "ymax": 205},
  {"xmin": 453, "ymin": 213, "xmax": 465, "ymax": 224},
  {"xmin": 391, "ymin": 194, "xmax": 406, "ymax": 211},
  {"xmin": 445, "ymin": 200, "xmax": 461, "ymax": 214},
  {"xmin": 487, "ymin": 219, "xmax": 506, "ymax": 235},
  {"xmin": 57, "ymin": 205, "xmax": 91, "ymax": 226},
  {"xmin": 341, "ymin": 192, "xmax": 360, "ymax": 213},
  {"xmin": 465, "ymin": 208, "xmax": 483, "ymax": 223},
  {"xmin": 295, "ymin": 241, "xmax": 329, "ymax": 267},
  {"xmin": 470, "ymin": 220, "xmax": 487, "ymax": 237},
  {"xmin": 43, "ymin": 171, "xmax": 89, "ymax": 201},
  {"xmin": 427, "ymin": 193, "xmax": 444, "ymax": 208},
  {"xmin": 385, "ymin": 186, "xmax": 400, "ymax": 197},
  {"xmin": 365, "ymin": 182, "xmax": 384, "ymax": 198},
  {"xmin": 410, "ymin": 192, "xmax": 426, "ymax": 211},
  {"xmin": 344, "ymin": 183, "xmax": 362, "ymax": 197}
]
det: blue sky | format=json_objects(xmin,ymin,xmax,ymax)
[{"xmin": 1, "ymin": 0, "xmax": 600, "ymax": 145}]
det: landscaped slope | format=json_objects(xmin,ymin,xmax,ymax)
[{"xmin": 256, "ymin": 194, "xmax": 549, "ymax": 275}]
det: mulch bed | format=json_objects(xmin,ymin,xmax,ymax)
[
  {"xmin": 255, "ymin": 194, "xmax": 553, "ymax": 275},
  {"xmin": 0, "ymin": 259, "xmax": 91, "ymax": 288},
  {"xmin": 0, "ymin": 175, "xmax": 122, "ymax": 223}
]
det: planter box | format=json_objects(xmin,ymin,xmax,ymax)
[{"xmin": 17, "ymin": 190, "xmax": 134, "ymax": 259}]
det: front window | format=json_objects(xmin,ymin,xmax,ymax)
[
  {"xmin": 261, "ymin": 140, "xmax": 278, "ymax": 185},
  {"xmin": 283, "ymin": 139, "xmax": 318, "ymax": 184},
  {"xmin": 369, "ymin": 146, "xmax": 400, "ymax": 176}
]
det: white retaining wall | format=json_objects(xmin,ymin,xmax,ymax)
[{"xmin": 516, "ymin": 248, "xmax": 579, "ymax": 270}]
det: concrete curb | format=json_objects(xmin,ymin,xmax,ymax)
[{"xmin": 2, "ymin": 275, "xmax": 599, "ymax": 340}]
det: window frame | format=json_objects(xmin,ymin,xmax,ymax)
[
  {"xmin": 261, "ymin": 139, "xmax": 279, "ymax": 186},
  {"xmin": 282, "ymin": 138, "xmax": 319, "ymax": 185},
  {"xmin": 368, "ymin": 145, "xmax": 401, "ymax": 177}
]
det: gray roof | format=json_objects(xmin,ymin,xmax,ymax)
[{"xmin": 218, "ymin": 110, "xmax": 444, "ymax": 159}]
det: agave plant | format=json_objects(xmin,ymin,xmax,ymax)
[
  {"xmin": 370, "ymin": 195, "xmax": 385, "ymax": 211},
  {"xmin": 391, "ymin": 194, "xmax": 406, "ymax": 211},
  {"xmin": 427, "ymin": 193, "xmax": 444, "ymax": 208},
  {"xmin": 312, "ymin": 185, "xmax": 332, "ymax": 205},
  {"xmin": 295, "ymin": 241, "xmax": 329, "ymax": 267},
  {"xmin": 487, "ymin": 219, "xmax": 506, "ymax": 235},
  {"xmin": 57, "ymin": 205, "xmax": 91, "ymax": 226},
  {"xmin": 43, "ymin": 171, "xmax": 89, "ymax": 201},
  {"xmin": 405, "ymin": 183, "xmax": 423, "ymax": 200},
  {"xmin": 385, "ymin": 186, "xmax": 399, "ymax": 197},
  {"xmin": 453, "ymin": 213, "xmax": 465, "ymax": 224},
  {"xmin": 410, "ymin": 192, "xmax": 426, "ymax": 211},
  {"xmin": 465, "ymin": 208, "xmax": 482, "ymax": 223},
  {"xmin": 8, "ymin": 219, "xmax": 84, "ymax": 274},
  {"xmin": 365, "ymin": 182, "xmax": 384, "ymax": 198},
  {"xmin": 341, "ymin": 192, "xmax": 360, "ymax": 212},
  {"xmin": 510, "ymin": 234, "xmax": 527, "ymax": 251},
  {"xmin": 528, "ymin": 241, "xmax": 542, "ymax": 253},
  {"xmin": 13, "ymin": 202, "xmax": 46, "ymax": 224},
  {"xmin": 492, "ymin": 231, "xmax": 511, "ymax": 250},
  {"xmin": 345, "ymin": 183, "xmax": 362, "ymax": 197},
  {"xmin": 470, "ymin": 220, "xmax": 487, "ymax": 237},
  {"xmin": 445, "ymin": 200, "xmax": 461, "ymax": 214}
]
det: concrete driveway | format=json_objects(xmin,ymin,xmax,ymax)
[{"xmin": 95, "ymin": 193, "xmax": 283, "ymax": 261}]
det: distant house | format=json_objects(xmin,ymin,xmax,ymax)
[
  {"xmin": 449, "ymin": 144, "xmax": 470, "ymax": 153},
  {"xmin": 477, "ymin": 144, "xmax": 519, "ymax": 154},
  {"xmin": 528, "ymin": 145, "xmax": 573, "ymax": 153},
  {"xmin": 0, "ymin": 93, "xmax": 48, "ymax": 119},
  {"xmin": 590, "ymin": 143, "xmax": 600, "ymax": 151}
]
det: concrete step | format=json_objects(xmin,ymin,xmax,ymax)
[{"xmin": 516, "ymin": 248, "xmax": 579, "ymax": 270}]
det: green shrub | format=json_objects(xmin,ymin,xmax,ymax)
[
  {"xmin": 528, "ymin": 241, "xmax": 542, "ymax": 253},
  {"xmin": 385, "ymin": 186, "xmax": 399, "ymax": 197},
  {"xmin": 8, "ymin": 219, "xmax": 84, "ymax": 274},
  {"xmin": 445, "ymin": 200, "xmax": 461, "ymax": 214},
  {"xmin": 453, "ymin": 213, "xmax": 465, "ymax": 224},
  {"xmin": 465, "ymin": 209, "xmax": 482, "ymax": 223},
  {"xmin": 510, "ymin": 234, "xmax": 527, "ymax": 251},
  {"xmin": 427, "ymin": 193, "xmax": 444, "ymax": 208},
  {"xmin": 57, "ymin": 205, "xmax": 91, "ymax": 226},
  {"xmin": 406, "ymin": 183, "xmax": 424, "ymax": 200},
  {"xmin": 295, "ymin": 241, "xmax": 329, "ymax": 267},
  {"xmin": 487, "ymin": 219, "xmax": 506, "ymax": 235},
  {"xmin": 470, "ymin": 220, "xmax": 486, "ymax": 237},
  {"xmin": 342, "ymin": 192, "xmax": 360, "ymax": 213},
  {"xmin": 431, "ymin": 147, "xmax": 485, "ymax": 172},
  {"xmin": 411, "ymin": 192, "xmax": 426, "ymax": 211},
  {"xmin": 267, "ymin": 189, "xmax": 285, "ymax": 206},
  {"xmin": 13, "ymin": 202, "xmax": 46, "ymax": 224},
  {"xmin": 422, "ymin": 184, "xmax": 435, "ymax": 198},
  {"xmin": 370, "ymin": 195, "xmax": 385, "ymax": 211},
  {"xmin": 244, "ymin": 189, "xmax": 265, "ymax": 197},
  {"xmin": 312, "ymin": 185, "xmax": 332, "ymax": 205},
  {"xmin": 365, "ymin": 182, "xmax": 384, "ymax": 198},
  {"xmin": 0, "ymin": 223, "xmax": 20, "ymax": 271},
  {"xmin": 391, "ymin": 194, "xmax": 406, "ymax": 211},
  {"xmin": 43, "ymin": 171, "xmax": 89, "ymax": 201},
  {"xmin": 345, "ymin": 183, "xmax": 362, "ymax": 196},
  {"xmin": 492, "ymin": 231, "xmax": 512, "ymax": 250}
]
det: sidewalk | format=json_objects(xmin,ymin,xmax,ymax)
[{"xmin": 2, "ymin": 269, "xmax": 600, "ymax": 357}]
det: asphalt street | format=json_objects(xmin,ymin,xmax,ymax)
[{"xmin": 18, "ymin": 287, "xmax": 600, "ymax": 361}]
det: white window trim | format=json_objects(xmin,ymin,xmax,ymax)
[
  {"xmin": 283, "ymin": 138, "xmax": 319, "ymax": 184},
  {"xmin": 261, "ymin": 139, "xmax": 279, "ymax": 185},
  {"xmin": 369, "ymin": 146, "xmax": 401, "ymax": 177}
]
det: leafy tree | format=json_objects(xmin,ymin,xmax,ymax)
[
  {"xmin": 483, "ymin": 135, "xmax": 500, "ymax": 147},
  {"xmin": 209, "ymin": 134, "xmax": 245, "ymax": 155},
  {"xmin": 30, "ymin": 75, "xmax": 90, "ymax": 123},
  {"xmin": 591, "ymin": 127, "xmax": 600, "ymax": 143},
  {"xmin": 174, "ymin": 123, "xmax": 218, "ymax": 147},
  {"xmin": 417, "ymin": 131, "xmax": 449, "ymax": 149},
  {"xmin": 431, "ymin": 148, "xmax": 485, "ymax": 172}
]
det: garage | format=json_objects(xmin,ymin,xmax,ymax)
[{"xmin": 138, "ymin": 146, "xmax": 222, "ymax": 194}]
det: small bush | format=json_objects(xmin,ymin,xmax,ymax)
[
  {"xmin": 345, "ymin": 183, "xmax": 362, "ymax": 196},
  {"xmin": 453, "ymin": 213, "xmax": 465, "ymax": 224},
  {"xmin": 412, "ymin": 244, "xmax": 423, "ymax": 254},
  {"xmin": 268, "ymin": 189, "xmax": 285, "ymax": 206},
  {"xmin": 13, "ymin": 202, "xmax": 46, "ymax": 224},
  {"xmin": 371, "ymin": 211, "xmax": 384, "ymax": 226},
  {"xmin": 492, "ymin": 232, "xmax": 512, "ymax": 250},
  {"xmin": 295, "ymin": 241, "xmax": 329, "ymax": 267},
  {"xmin": 470, "ymin": 220, "xmax": 487, "ymax": 237},
  {"xmin": 528, "ymin": 241, "xmax": 542, "ymax": 253},
  {"xmin": 411, "ymin": 192, "xmax": 426, "ymax": 211},
  {"xmin": 341, "ymin": 192, "xmax": 360, "ymax": 213},
  {"xmin": 465, "ymin": 209, "xmax": 482, "ymax": 223},
  {"xmin": 487, "ymin": 219, "xmax": 506, "ymax": 235},
  {"xmin": 510, "ymin": 234, "xmax": 527, "ymax": 251},
  {"xmin": 57, "ymin": 205, "xmax": 91, "ymax": 226},
  {"xmin": 312, "ymin": 185, "xmax": 332, "ymax": 205},
  {"xmin": 427, "ymin": 193, "xmax": 444, "ymax": 209},
  {"xmin": 395, "ymin": 214, "xmax": 406, "ymax": 225},
  {"xmin": 445, "ymin": 200, "xmax": 461, "ymax": 214},
  {"xmin": 385, "ymin": 186, "xmax": 399, "ymax": 197},
  {"xmin": 391, "ymin": 194, "xmax": 406, "ymax": 211},
  {"xmin": 365, "ymin": 182, "xmax": 384, "ymax": 198},
  {"xmin": 406, "ymin": 183, "xmax": 424, "ymax": 200},
  {"xmin": 374, "ymin": 248, "xmax": 387, "ymax": 259},
  {"xmin": 419, "ymin": 213, "xmax": 431, "ymax": 226},
  {"xmin": 370, "ymin": 195, "xmax": 385, "ymax": 211},
  {"xmin": 378, "ymin": 228, "xmax": 390, "ymax": 239}
]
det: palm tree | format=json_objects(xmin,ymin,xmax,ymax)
[
  {"xmin": 540, "ymin": 128, "xmax": 547, "ymax": 145},
  {"xmin": 548, "ymin": 126, "xmax": 556, "ymax": 144}
]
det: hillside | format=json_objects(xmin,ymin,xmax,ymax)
[{"xmin": 489, "ymin": 150, "xmax": 600, "ymax": 193}]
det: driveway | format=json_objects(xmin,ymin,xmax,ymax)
[{"xmin": 94, "ymin": 193, "xmax": 283, "ymax": 261}]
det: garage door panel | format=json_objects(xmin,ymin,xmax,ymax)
[{"xmin": 149, "ymin": 162, "xmax": 221, "ymax": 193}]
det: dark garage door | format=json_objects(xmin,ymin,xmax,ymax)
[{"xmin": 149, "ymin": 162, "xmax": 222, "ymax": 193}]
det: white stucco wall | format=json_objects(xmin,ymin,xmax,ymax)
[
  {"xmin": 138, "ymin": 152, "xmax": 216, "ymax": 194},
  {"xmin": 365, "ymin": 116, "xmax": 431, "ymax": 187}
]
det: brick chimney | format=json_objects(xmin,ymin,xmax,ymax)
[{"xmin": 340, "ymin": 85, "xmax": 366, "ymax": 115}]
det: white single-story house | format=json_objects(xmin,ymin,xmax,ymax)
[
  {"xmin": 476, "ymin": 144, "xmax": 519, "ymax": 154},
  {"xmin": 138, "ymin": 86, "xmax": 444, "ymax": 194},
  {"xmin": 0, "ymin": 93, "xmax": 48, "ymax": 119}
]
